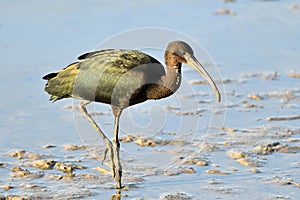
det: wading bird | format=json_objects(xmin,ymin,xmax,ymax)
[{"xmin": 43, "ymin": 41, "xmax": 221, "ymax": 189}]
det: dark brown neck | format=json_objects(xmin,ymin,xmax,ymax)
[{"xmin": 146, "ymin": 65, "xmax": 182, "ymax": 100}]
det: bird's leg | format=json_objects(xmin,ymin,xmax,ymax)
[
  {"xmin": 112, "ymin": 107, "xmax": 123, "ymax": 189},
  {"xmin": 78, "ymin": 101, "xmax": 115, "ymax": 172}
]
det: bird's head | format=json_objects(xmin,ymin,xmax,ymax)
[{"xmin": 165, "ymin": 41, "xmax": 221, "ymax": 102}]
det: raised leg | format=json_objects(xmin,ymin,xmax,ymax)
[{"xmin": 112, "ymin": 106, "xmax": 123, "ymax": 189}]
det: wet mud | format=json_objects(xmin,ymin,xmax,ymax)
[{"xmin": 1, "ymin": 1, "xmax": 300, "ymax": 199}]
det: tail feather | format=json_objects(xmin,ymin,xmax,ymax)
[
  {"xmin": 43, "ymin": 62, "xmax": 80, "ymax": 101},
  {"xmin": 42, "ymin": 72, "xmax": 58, "ymax": 80}
]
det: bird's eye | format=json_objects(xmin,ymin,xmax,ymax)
[{"xmin": 173, "ymin": 51, "xmax": 183, "ymax": 57}]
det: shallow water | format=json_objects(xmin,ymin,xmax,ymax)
[{"xmin": 1, "ymin": 0, "xmax": 300, "ymax": 199}]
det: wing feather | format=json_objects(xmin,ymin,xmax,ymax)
[{"xmin": 43, "ymin": 49, "xmax": 165, "ymax": 107}]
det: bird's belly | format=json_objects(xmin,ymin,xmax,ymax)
[{"xmin": 94, "ymin": 83, "xmax": 147, "ymax": 108}]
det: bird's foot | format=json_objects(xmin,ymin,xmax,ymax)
[
  {"xmin": 109, "ymin": 147, "xmax": 116, "ymax": 179},
  {"xmin": 112, "ymin": 143, "xmax": 122, "ymax": 189},
  {"xmin": 101, "ymin": 144, "xmax": 117, "ymax": 179},
  {"xmin": 106, "ymin": 148, "xmax": 122, "ymax": 189},
  {"xmin": 102, "ymin": 145, "xmax": 109, "ymax": 164}
]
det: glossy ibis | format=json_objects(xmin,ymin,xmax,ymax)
[{"xmin": 43, "ymin": 41, "xmax": 221, "ymax": 189}]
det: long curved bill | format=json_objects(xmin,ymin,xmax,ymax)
[{"xmin": 184, "ymin": 53, "xmax": 221, "ymax": 102}]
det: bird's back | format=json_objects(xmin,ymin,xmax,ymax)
[{"xmin": 43, "ymin": 49, "xmax": 165, "ymax": 108}]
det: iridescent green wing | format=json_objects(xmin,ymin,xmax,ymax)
[{"xmin": 73, "ymin": 49, "xmax": 165, "ymax": 107}]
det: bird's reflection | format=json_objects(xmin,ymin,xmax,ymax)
[{"xmin": 110, "ymin": 189, "xmax": 122, "ymax": 200}]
